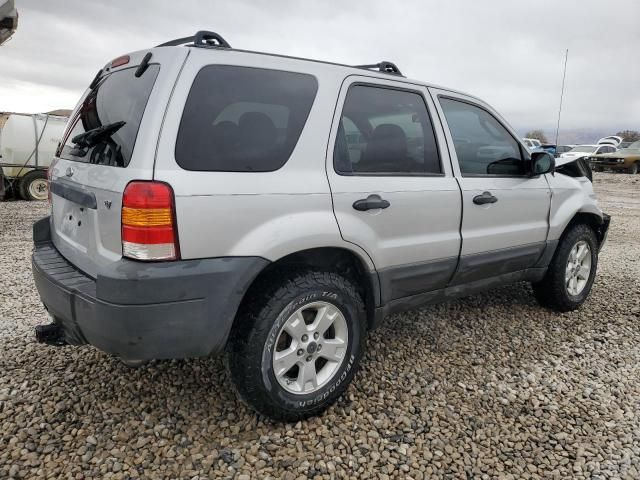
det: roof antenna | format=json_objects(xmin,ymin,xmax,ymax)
[{"xmin": 554, "ymin": 49, "xmax": 568, "ymax": 147}]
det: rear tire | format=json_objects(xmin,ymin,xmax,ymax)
[
  {"xmin": 19, "ymin": 170, "xmax": 48, "ymax": 201},
  {"xmin": 227, "ymin": 270, "xmax": 366, "ymax": 421},
  {"xmin": 532, "ymin": 224, "xmax": 598, "ymax": 312}
]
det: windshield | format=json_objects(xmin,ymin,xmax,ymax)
[
  {"xmin": 59, "ymin": 64, "xmax": 160, "ymax": 167},
  {"xmin": 569, "ymin": 146, "xmax": 596, "ymax": 153},
  {"xmin": 619, "ymin": 140, "xmax": 640, "ymax": 152}
]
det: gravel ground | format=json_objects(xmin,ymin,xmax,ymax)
[{"xmin": 1, "ymin": 173, "xmax": 639, "ymax": 479}]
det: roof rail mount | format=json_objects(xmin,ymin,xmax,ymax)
[
  {"xmin": 157, "ymin": 30, "xmax": 231, "ymax": 48},
  {"xmin": 355, "ymin": 61, "xmax": 403, "ymax": 76}
]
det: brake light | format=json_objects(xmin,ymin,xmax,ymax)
[
  {"xmin": 110, "ymin": 55, "xmax": 130, "ymax": 68},
  {"xmin": 121, "ymin": 181, "xmax": 180, "ymax": 261}
]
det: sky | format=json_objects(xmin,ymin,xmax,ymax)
[{"xmin": 1, "ymin": 0, "xmax": 639, "ymax": 138}]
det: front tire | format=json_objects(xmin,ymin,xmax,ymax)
[
  {"xmin": 630, "ymin": 162, "xmax": 639, "ymax": 175},
  {"xmin": 532, "ymin": 224, "xmax": 598, "ymax": 312},
  {"xmin": 227, "ymin": 271, "xmax": 366, "ymax": 421}
]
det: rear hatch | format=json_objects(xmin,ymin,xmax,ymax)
[{"xmin": 49, "ymin": 48, "xmax": 188, "ymax": 277}]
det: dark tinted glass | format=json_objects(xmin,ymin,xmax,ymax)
[
  {"xmin": 439, "ymin": 98, "xmax": 525, "ymax": 176},
  {"xmin": 334, "ymin": 85, "xmax": 441, "ymax": 175},
  {"xmin": 175, "ymin": 66, "xmax": 318, "ymax": 172},
  {"xmin": 60, "ymin": 65, "xmax": 160, "ymax": 167}
]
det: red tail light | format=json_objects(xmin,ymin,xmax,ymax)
[{"xmin": 121, "ymin": 181, "xmax": 180, "ymax": 261}]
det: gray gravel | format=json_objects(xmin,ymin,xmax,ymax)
[{"xmin": 1, "ymin": 172, "xmax": 639, "ymax": 479}]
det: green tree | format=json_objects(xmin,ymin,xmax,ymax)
[
  {"xmin": 615, "ymin": 130, "xmax": 640, "ymax": 142},
  {"xmin": 524, "ymin": 130, "xmax": 548, "ymax": 143}
]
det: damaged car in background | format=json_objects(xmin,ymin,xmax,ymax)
[{"xmin": 589, "ymin": 140, "xmax": 640, "ymax": 174}]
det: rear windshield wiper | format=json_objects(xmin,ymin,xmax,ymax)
[{"xmin": 71, "ymin": 121, "xmax": 126, "ymax": 149}]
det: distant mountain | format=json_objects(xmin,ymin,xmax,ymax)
[{"xmin": 517, "ymin": 128, "xmax": 622, "ymax": 145}]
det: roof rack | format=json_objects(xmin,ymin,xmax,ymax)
[
  {"xmin": 157, "ymin": 30, "xmax": 231, "ymax": 48},
  {"xmin": 354, "ymin": 61, "xmax": 403, "ymax": 76}
]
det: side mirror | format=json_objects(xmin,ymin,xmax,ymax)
[{"xmin": 531, "ymin": 151, "xmax": 555, "ymax": 176}]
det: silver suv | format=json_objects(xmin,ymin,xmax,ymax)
[{"xmin": 32, "ymin": 31, "xmax": 610, "ymax": 420}]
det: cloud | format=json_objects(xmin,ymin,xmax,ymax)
[{"xmin": 1, "ymin": 0, "xmax": 638, "ymax": 133}]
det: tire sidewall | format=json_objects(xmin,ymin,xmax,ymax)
[
  {"xmin": 259, "ymin": 286, "xmax": 364, "ymax": 414},
  {"xmin": 559, "ymin": 227, "xmax": 598, "ymax": 306}
]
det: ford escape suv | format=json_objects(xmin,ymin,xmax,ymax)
[{"xmin": 32, "ymin": 31, "xmax": 610, "ymax": 421}]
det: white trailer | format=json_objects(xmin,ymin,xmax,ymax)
[{"xmin": 0, "ymin": 113, "xmax": 67, "ymax": 200}]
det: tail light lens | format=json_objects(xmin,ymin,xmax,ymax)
[
  {"xmin": 47, "ymin": 158, "xmax": 58, "ymax": 204},
  {"xmin": 121, "ymin": 181, "xmax": 180, "ymax": 261}
]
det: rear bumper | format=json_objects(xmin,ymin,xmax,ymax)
[{"xmin": 31, "ymin": 217, "xmax": 268, "ymax": 361}]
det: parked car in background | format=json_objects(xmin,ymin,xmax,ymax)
[
  {"xmin": 555, "ymin": 145, "xmax": 574, "ymax": 157},
  {"xmin": 597, "ymin": 136, "xmax": 623, "ymax": 147},
  {"xmin": 589, "ymin": 140, "xmax": 640, "ymax": 173},
  {"xmin": 540, "ymin": 144, "xmax": 574, "ymax": 157},
  {"xmin": 522, "ymin": 138, "xmax": 544, "ymax": 152},
  {"xmin": 31, "ymin": 30, "xmax": 610, "ymax": 420},
  {"xmin": 560, "ymin": 144, "xmax": 615, "ymax": 162},
  {"xmin": 541, "ymin": 144, "xmax": 556, "ymax": 155},
  {"xmin": 617, "ymin": 141, "xmax": 632, "ymax": 149}
]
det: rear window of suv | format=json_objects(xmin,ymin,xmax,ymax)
[
  {"xmin": 59, "ymin": 65, "xmax": 160, "ymax": 167},
  {"xmin": 175, "ymin": 65, "xmax": 318, "ymax": 172}
]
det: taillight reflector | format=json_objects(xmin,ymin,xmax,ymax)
[{"xmin": 121, "ymin": 181, "xmax": 179, "ymax": 261}]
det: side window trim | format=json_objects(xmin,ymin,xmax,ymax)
[
  {"xmin": 334, "ymin": 82, "xmax": 445, "ymax": 177},
  {"xmin": 437, "ymin": 94, "xmax": 531, "ymax": 178}
]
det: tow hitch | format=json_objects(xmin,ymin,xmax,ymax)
[{"xmin": 35, "ymin": 323, "xmax": 67, "ymax": 346}]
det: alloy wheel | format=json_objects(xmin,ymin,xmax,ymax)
[
  {"xmin": 565, "ymin": 240, "xmax": 592, "ymax": 296},
  {"xmin": 272, "ymin": 301, "xmax": 349, "ymax": 395}
]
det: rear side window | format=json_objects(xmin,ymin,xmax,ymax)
[
  {"xmin": 175, "ymin": 66, "xmax": 318, "ymax": 172},
  {"xmin": 439, "ymin": 97, "xmax": 525, "ymax": 176},
  {"xmin": 334, "ymin": 85, "xmax": 441, "ymax": 175},
  {"xmin": 60, "ymin": 65, "xmax": 160, "ymax": 167}
]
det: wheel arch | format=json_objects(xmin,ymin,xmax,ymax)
[
  {"xmin": 234, "ymin": 246, "xmax": 380, "ymax": 331},
  {"xmin": 561, "ymin": 211, "xmax": 607, "ymax": 248}
]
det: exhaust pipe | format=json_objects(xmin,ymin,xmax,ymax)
[{"xmin": 35, "ymin": 324, "xmax": 67, "ymax": 346}]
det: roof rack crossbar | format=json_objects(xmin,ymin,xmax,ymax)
[
  {"xmin": 354, "ymin": 61, "xmax": 403, "ymax": 76},
  {"xmin": 157, "ymin": 30, "xmax": 231, "ymax": 48}
]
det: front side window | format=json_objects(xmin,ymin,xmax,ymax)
[
  {"xmin": 175, "ymin": 66, "xmax": 318, "ymax": 172},
  {"xmin": 439, "ymin": 97, "xmax": 526, "ymax": 176},
  {"xmin": 334, "ymin": 85, "xmax": 441, "ymax": 175}
]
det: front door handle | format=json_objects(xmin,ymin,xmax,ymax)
[
  {"xmin": 353, "ymin": 194, "xmax": 391, "ymax": 211},
  {"xmin": 473, "ymin": 191, "xmax": 498, "ymax": 205}
]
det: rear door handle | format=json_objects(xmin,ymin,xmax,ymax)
[
  {"xmin": 353, "ymin": 194, "xmax": 390, "ymax": 211},
  {"xmin": 473, "ymin": 191, "xmax": 498, "ymax": 205}
]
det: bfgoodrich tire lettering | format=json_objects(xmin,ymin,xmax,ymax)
[
  {"xmin": 227, "ymin": 271, "xmax": 366, "ymax": 421},
  {"xmin": 532, "ymin": 223, "xmax": 598, "ymax": 312}
]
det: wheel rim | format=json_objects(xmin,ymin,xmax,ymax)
[
  {"xmin": 272, "ymin": 301, "xmax": 349, "ymax": 395},
  {"xmin": 565, "ymin": 240, "xmax": 592, "ymax": 296},
  {"xmin": 28, "ymin": 178, "xmax": 48, "ymax": 200}
]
